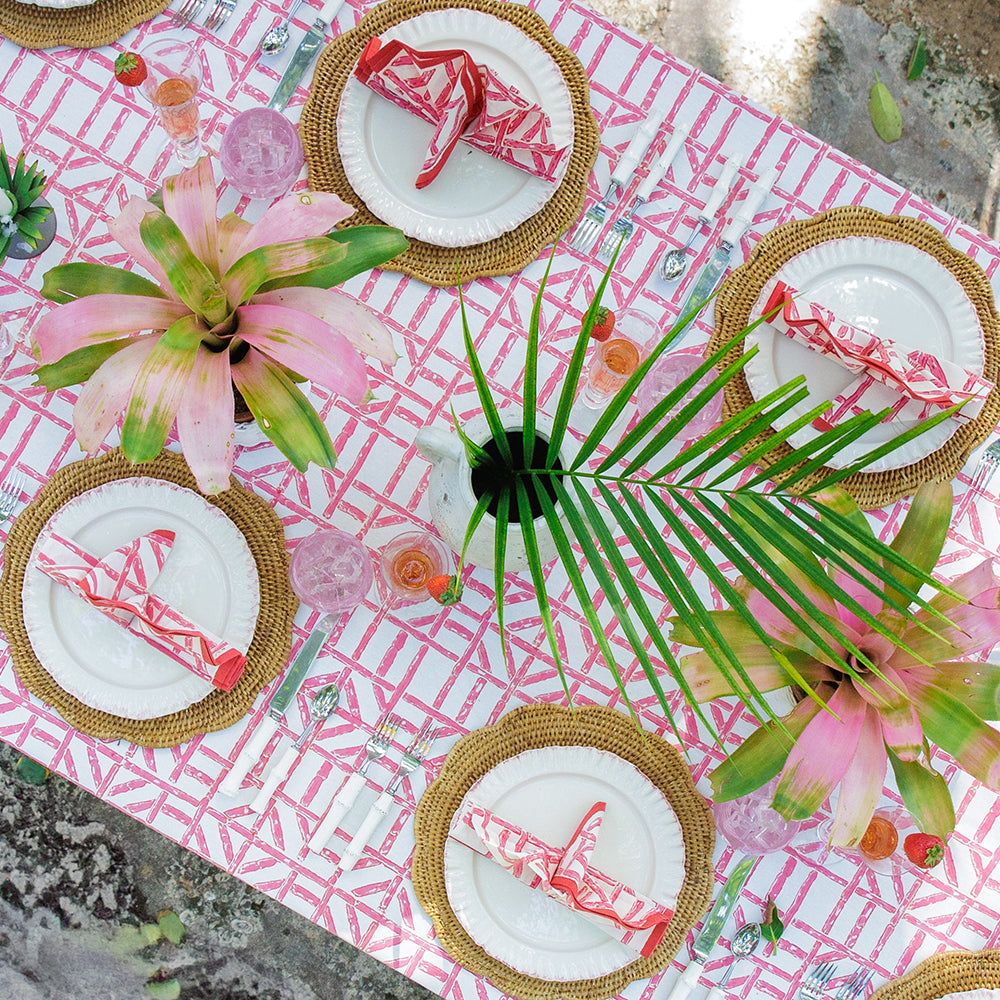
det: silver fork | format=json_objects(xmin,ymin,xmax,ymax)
[
  {"xmin": 568, "ymin": 104, "xmax": 668, "ymax": 254},
  {"xmin": 204, "ymin": 0, "xmax": 237, "ymax": 31},
  {"xmin": 0, "ymin": 470, "xmax": 26, "ymax": 522},
  {"xmin": 340, "ymin": 721, "xmax": 440, "ymax": 871},
  {"xmin": 969, "ymin": 438, "xmax": 1000, "ymax": 496},
  {"xmin": 568, "ymin": 180, "xmax": 621, "ymax": 252},
  {"xmin": 833, "ymin": 969, "xmax": 874, "ymax": 1000},
  {"xmin": 173, "ymin": 0, "xmax": 208, "ymax": 27},
  {"xmin": 799, "ymin": 963, "xmax": 838, "ymax": 1000},
  {"xmin": 307, "ymin": 712, "xmax": 401, "ymax": 852},
  {"xmin": 595, "ymin": 119, "xmax": 691, "ymax": 261}
]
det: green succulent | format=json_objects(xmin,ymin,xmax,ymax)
[{"xmin": 0, "ymin": 142, "xmax": 53, "ymax": 261}]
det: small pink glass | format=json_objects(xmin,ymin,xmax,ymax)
[
  {"xmin": 580, "ymin": 307, "xmax": 660, "ymax": 410},
  {"xmin": 289, "ymin": 527, "xmax": 373, "ymax": 614},
  {"xmin": 138, "ymin": 38, "xmax": 205, "ymax": 167},
  {"xmin": 713, "ymin": 777, "xmax": 805, "ymax": 854},
  {"xmin": 636, "ymin": 352, "xmax": 721, "ymax": 439},
  {"xmin": 220, "ymin": 108, "xmax": 304, "ymax": 200},
  {"xmin": 378, "ymin": 531, "xmax": 451, "ymax": 604}
]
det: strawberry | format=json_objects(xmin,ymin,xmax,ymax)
[
  {"xmin": 903, "ymin": 832, "xmax": 946, "ymax": 869},
  {"xmin": 426, "ymin": 573, "xmax": 463, "ymax": 605},
  {"xmin": 589, "ymin": 306, "xmax": 615, "ymax": 342},
  {"xmin": 114, "ymin": 52, "xmax": 148, "ymax": 87}
]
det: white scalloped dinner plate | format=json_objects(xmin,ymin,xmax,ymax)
[
  {"xmin": 745, "ymin": 237, "xmax": 985, "ymax": 472},
  {"xmin": 337, "ymin": 9, "xmax": 574, "ymax": 247},
  {"xmin": 22, "ymin": 478, "xmax": 260, "ymax": 720},
  {"xmin": 443, "ymin": 745, "xmax": 685, "ymax": 982},
  {"xmin": 13, "ymin": 0, "xmax": 98, "ymax": 9},
  {"xmin": 939, "ymin": 991, "xmax": 1000, "ymax": 1000}
]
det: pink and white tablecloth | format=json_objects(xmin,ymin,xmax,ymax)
[{"xmin": 2, "ymin": 1, "xmax": 1000, "ymax": 999}]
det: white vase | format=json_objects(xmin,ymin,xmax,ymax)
[{"xmin": 415, "ymin": 409, "xmax": 568, "ymax": 572}]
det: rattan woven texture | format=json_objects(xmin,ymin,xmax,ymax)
[
  {"xmin": 411, "ymin": 702, "xmax": 715, "ymax": 1000},
  {"xmin": 0, "ymin": 449, "xmax": 298, "ymax": 748},
  {"xmin": 870, "ymin": 951, "xmax": 1000, "ymax": 1000},
  {"xmin": 300, "ymin": 0, "xmax": 601, "ymax": 288},
  {"xmin": 0, "ymin": 0, "xmax": 169, "ymax": 50},
  {"xmin": 710, "ymin": 205, "xmax": 1000, "ymax": 510}
]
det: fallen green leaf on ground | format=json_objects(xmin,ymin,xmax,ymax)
[
  {"xmin": 761, "ymin": 897, "xmax": 785, "ymax": 950},
  {"xmin": 907, "ymin": 35, "xmax": 927, "ymax": 80},
  {"xmin": 145, "ymin": 977, "xmax": 181, "ymax": 999},
  {"xmin": 869, "ymin": 71, "xmax": 903, "ymax": 142},
  {"xmin": 157, "ymin": 910, "xmax": 187, "ymax": 945},
  {"xmin": 15, "ymin": 755, "xmax": 49, "ymax": 784}
]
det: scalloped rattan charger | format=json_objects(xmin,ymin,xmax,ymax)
[
  {"xmin": 870, "ymin": 950, "xmax": 1000, "ymax": 1000},
  {"xmin": 709, "ymin": 205, "xmax": 1000, "ymax": 510},
  {"xmin": 0, "ymin": 0, "xmax": 169, "ymax": 50},
  {"xmin": 412, "ymin": 703, "xmax": 715, "ymax": 1000},
  {"xmin": 0, "ymin": 449, "xmax": 298, "ymax": 748},
  {"xmin": 300, "ymin": 0, "xmax": 600, "ymax": 288}
]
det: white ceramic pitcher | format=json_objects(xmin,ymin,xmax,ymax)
[{"xmin": 414, "ymin": 409, "xmax": 567, "ymax": 572}]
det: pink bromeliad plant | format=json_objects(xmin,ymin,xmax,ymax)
[
  {"xmin": 31, "ymin": 158, "xmax": 408, "ymax": 494},
  {"xmin": 670, "ymin": 481, "xmax": 1000, "ymax": 846}
]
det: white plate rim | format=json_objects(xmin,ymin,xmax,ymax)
[
  {"xmin": 443, "ymin": 744, "xmax": 685, "ymax": 982},
  {"xmin": 22, "ymin": 477, "xmax": 260, "ymax": 719},
  {"xmin": 744, "ymin": 236, "xmax": 985, "ymax": 472},
  {"xmin": 337, "ymin": 8, "xmax": 575, "ymax": 247}
]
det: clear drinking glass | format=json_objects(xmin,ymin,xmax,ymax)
[
  {"xmin": 635, "ymin": 351, "xmax": 721, "ymax": 439},
  {"xmin": 379, "ymin": 531, "xmax": 451, "ymax": 604},
  {"xmin": 713, "ymin": 777, "xmax": 805, "ymax": 854},
  {"xmin": 288, "ymin": 528, "xmax": 374, "ymax": 614},
  {"xmin": 220, "ymin": 108, "xmax": 305, "ymax": 199},
  {"xmin": 138, "ymin": 38, "xmax": 205, "ymax": 167}
]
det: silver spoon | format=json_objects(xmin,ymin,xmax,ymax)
[
  {"xmin": 660, "ymin": 219, "xmax": 707, "ymax": 281},
  {"xmin": 249, "ymin": 683, "xmax": 341, "ymax": 812},
  {"xmin": 259, "ymin": 0, "xmax": 306, "ymax": 56},
  {"xmin": 705, "ymin": 922, "xmax": 761, "ymax": 1000}
]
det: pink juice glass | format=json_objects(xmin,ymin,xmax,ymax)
[
  {"xmin": 289, "ymin": 528, "xmax": 374, "ymax": 614},
  {"xmin": 635, "ymin": 352, "xmax": 721, "ymax": 439},
  {"xmin": 138, "ymin": 38, "xmax": 205, "ymax": 167},
  {"xmin": 220, "ymin": 108, "xmax": 305, "ymax": 200},
  {"xmin": 713, "ymin": 778, "xmax": 805, "ymax": 854}
]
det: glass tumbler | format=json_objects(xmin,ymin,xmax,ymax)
[
  {"xmin": 221, "ymin": 108, "xmax": 305, "ymax": 199},
  {"xmin": 138, "ymin": 38, "xmax": 205, "ymax": 167},
  {"xmin": 379, "ymin": 531, "xmax": 452, "ymax": 604}
]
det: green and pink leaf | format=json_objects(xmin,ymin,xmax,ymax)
[
  {"xmin": 228, "ymin": 191, "xmax": 355, "ymax": 261},
  {"xmin": 107, "ymin": 198, "xmax": 175, "ymax": 293},
  {"xmin": 826, "ymin": 705, "xmax": 886, "ymax": 846},
  {"xmin": 162, "ymin": 157, "xmax": 220, "ymax": 278},
  {"xmin": 32, "ymin": 295, "xmax": 191, "ymax": 364},
  {"xmin": 176, "ymin": 346, "xmax": 235, "ymax": 495},
  {"xmin": 251, "ymin": 287, "xmax": 397, "ymax": 365},
  {"xmin": 234, "ymin": 303, "xmax": 369, "ymax": 403}
]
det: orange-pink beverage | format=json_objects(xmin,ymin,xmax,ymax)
[
  {"xmin": 390, "ymin": 547, "xmax": 437, "ymax": 595},
  {"xmin": 154, "ymin": 77, "xmax": 199, "ymax": 140},
  {"xmin": 588, "ymin": 338, "xmax": 640, "ymax": 397}
]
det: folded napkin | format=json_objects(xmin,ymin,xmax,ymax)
[
  {"xmin": 355, "ymin": 36, "xmax": 569, "ymax": 189},
  {"xmin": 449, "ymin": 798, "xmax": 673, "ymax": 957},
  {"xmin": 763, "ymin": 280, "xmax": 992, "ymax": 432},
  {"xmin": 36, "ymin": 528, "xmax": 247, "ymax": 691}
]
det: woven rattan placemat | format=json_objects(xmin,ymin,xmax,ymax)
[
  {"xmin": 0, "ymin": 0, "xmax": 169, "ymax": 50},
  {"xmin": 871, "ymin": 951, "xmax": 1000, "ymax": 1000},
  {"xmin": 300, "ymin": 0, "xmax": 601, "ymax": 288},
  {"xmin": 709, "ymin": 205, "xmax": 1000, "ymax": 510},
  {"xmin": 0, "ymin": 449, "xmax": 297, "ymax": 748},
  {"xmin": 412, "ymin": 702, "xmax": 715, "ymax": 1000}
]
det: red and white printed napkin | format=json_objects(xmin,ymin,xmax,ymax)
[
  {"xmin": 763, "ymin": 280, "xmax": 992, "ymax": 432},
  {"xmin": 355, "ymin": 36, "xmax": 569, "ymax": 189},
  {"xmin": 449, "ymin": 798, "xmax": 673, "ymax": 956},
  {"xmin": 36, "ymin": 528, "xmax": 247, "ymax": 691}
]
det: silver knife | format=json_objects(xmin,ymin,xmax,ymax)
[
  {"xmin": 268, "ymin": 0, "xmax": 345, "ymax": 112},
  {"xmin": 664, "ymin": 853, "xmax": 759, "ymax": 1000},
  {"xmin": 218, "ymin": 611, "xmax": 338, "ymax": 796},
  {"xmin": 666, "ymin": 166, "xmax": 779, "ymax": 350}
]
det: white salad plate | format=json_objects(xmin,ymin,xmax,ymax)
[
  {"xmin": 939, "ymin": 991, "xmax": 1000, "ymax": 1000},
  {"xmin": 443, "ymin": 745, "xmax": 685, "ymax": 982},
  {"xmin": 337, "ymin": 8, "xmax": 575, "ymax": 248},
  {"xmin": 745, "ymin": 236, "xmax": 985, "ymax": 472},
  {"xmin": 22, "ymin": 478, "xmax": 260, "ymax": 720}
]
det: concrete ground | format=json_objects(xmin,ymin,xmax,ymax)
[{"xmin": 3, "ymin": 1, "xmax": 999, "ymax": 997}]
